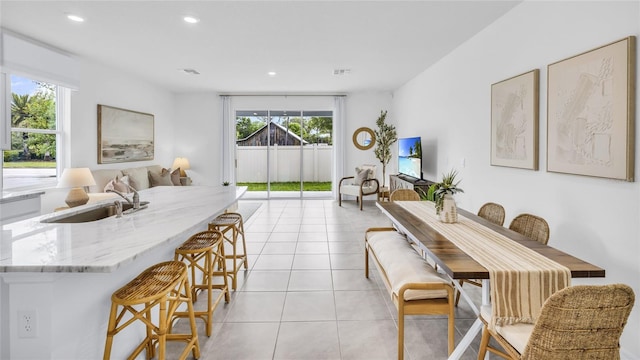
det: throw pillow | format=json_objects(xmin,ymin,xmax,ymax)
[
  {"xmin": 104, "ymin": 175, "xmax": 131, "ymax": 193},
  {"xmin": 355, "ymin": 167, "xmax": 371, "ymax": 185},
  {"xmin": 169, "ymin": 168, "xmax": 181, "ymax": 186},
  {"xmin": 122, "ymin": 167, "xmax": 150, "ymax": 190},
  {"xmin": 149, "ymin": 169, "xmax": 174, "ymax": 187}
]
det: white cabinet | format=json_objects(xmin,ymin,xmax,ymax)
[{"xmin": 0, "ymin": 192, "xmax": 43, "ymax": 223}]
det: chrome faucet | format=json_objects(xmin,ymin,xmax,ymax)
[
  {"xmin": 106, "ymin": 184, "xmax": 140, "ymax": 209},
  {"xmin": 106, "ymin": 189, "xmax": 133, "ymax": 206},
  {"xmin": 126, "ymin": 184, "xmax": 141, "ymax": 209},
  {"xmin": 114, "ymin": 201, "xmax": 123, "ymax": 218}
]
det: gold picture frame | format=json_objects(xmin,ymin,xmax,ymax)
[
  {"xmin": 490, "ymin": 69, "xmax": 539, "ymax": 170},
  {"xmin": 547, "ymin": 36, "xmax": 635, "ymax": 181},
  {"xmin": 98, "ymin": 104, "xmax": 154, "ymax": 164}
]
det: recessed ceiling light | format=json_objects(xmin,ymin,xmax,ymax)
[
  {"xmin": 66, "ymin": 14, "xmax": 85, "ymax": 22},
  {"xmin": 267, "ymin": 71, "xmax": 277, "ymax": 77},
  {"xmin": 183, "ymin": 16, "xmax": 200, "ymax": 24}
]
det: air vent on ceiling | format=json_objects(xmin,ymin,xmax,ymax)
[
  {"xmin": 180, "ymin": 68, "xmax": 200, "ymax": 75},
  {"xmin": 333, "ymin": 69, "xmax": 351, "ymax": 76}
]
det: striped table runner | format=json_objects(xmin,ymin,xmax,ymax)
[{"xmin": 395, "ymin": 201, "xmax": 571, "ymax": 328}]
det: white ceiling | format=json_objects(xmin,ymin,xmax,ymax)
[{"xmin": 0, "ymin": 1, "xmax": 520, "ymax": 94}]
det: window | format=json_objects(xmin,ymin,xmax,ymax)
[{"xmin": 2, "ymin": 75, "xmax": 63, "ymax": 190}]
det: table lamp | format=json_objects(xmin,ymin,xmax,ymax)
[
  {"xmin": 57, "ymin": 168, "xmax": 96, "ymax": 207},
  {"xmin": 172, "ymin": 157, "xmax": 191, "ymax": 177}
]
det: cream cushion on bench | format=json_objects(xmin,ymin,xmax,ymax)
[
  {"xmin": 365, "ymin": 227, "xmax": 455, "ymax": 359},
  {"xmin": 366, "ymin": 230, "xmax": 449, "ymax": 301}
]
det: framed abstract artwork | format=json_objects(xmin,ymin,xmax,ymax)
[
  {"xmin": 98, "ymin": 104, "xmax": 154, "ymax": 164},
  {"xmin": 547, "ymin": 36, "xmax": 635, "ymax": 181},
  {"xmin": 490, "ymin": 69, "xmax": 539, "ymax": 170}
]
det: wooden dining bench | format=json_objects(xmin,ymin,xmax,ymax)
[{"xmin": 365, "ymin": 227, "xmax": 455, "ymax": 360}]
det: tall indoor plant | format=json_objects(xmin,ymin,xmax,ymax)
[{"xmin": 373, "ymin": 110, "xmax": 397, "ymax": 188}]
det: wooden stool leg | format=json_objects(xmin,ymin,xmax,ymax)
[
  {"xmin": 232, "ymin": 226, "xmax": 239, "ymax": 289},
  {"xmin": 183, "ymin": 276, "xmax": 201, "ymax": 359},
  {"xmin": 145, "ymin": 303, "xmax": 154, "ymax": 359},
  {"xmin": 205, "ymin": 250, "xmax": 213, "ymax": 337},
  {"xmin": 157, "ymin": 300, "xmax": 167, "ymax": 360},
  {"xmin": 238, "ymin": 219, "xmax": 248, "ymax": 269},
  {"xmin": 217, "ymin": 241, "xmax": 230, "ymax": 303},
  {"xmin": 103, "ymin": 302, "xmax": 118, "ymax": 360}
]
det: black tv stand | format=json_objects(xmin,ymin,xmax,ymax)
[{"xmin": 389, "ymin": 174, "xmax": 435, "ymax": 196}]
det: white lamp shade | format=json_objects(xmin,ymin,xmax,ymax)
[
  {"xmin": 172, "ymin": 157, "xmax": 191, "ymax": 177},
  {"xmin": 57, "ymin": 168, "xmax": 96, "ymax": 188},
  {"xmin": 172, "ymin": 157, "xmax": 191, "ymax": 171}
]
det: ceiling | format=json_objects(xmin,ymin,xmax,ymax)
[{"xmin": 0, "ymin": 1, "xmax": 520, "ymax": 94}]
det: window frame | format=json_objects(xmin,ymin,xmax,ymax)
[{"xmin": 1, "ymin": 72, "xmax": 68, "ymax": 191}]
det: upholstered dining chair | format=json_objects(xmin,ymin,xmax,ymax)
[
  {"xmin": 456, "ymin": 202, "xmax": 506, "ymax": 305},
  {"xmin": 389, "ymin": 188, "xmax": 420, "ymax": 202},
  {"xmin": 508, "ymin": 213, "xmax": 549, "ymax": 245},
  {"xmin": 477, "ymin": 284, "xmax": 635, "ymax": 360}
]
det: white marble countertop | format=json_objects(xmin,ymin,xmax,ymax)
[
  {"xmin": 0, "ymin": 185, "xmax": 245, "ymax": 273},
  {"xmin": 0, "ymin": 190, "xmax": 45, "ymax": 204}
]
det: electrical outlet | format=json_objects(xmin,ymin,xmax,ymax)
[{"xmin": 18, "ymin": 310, "xmax": 37, "ymax": 338}]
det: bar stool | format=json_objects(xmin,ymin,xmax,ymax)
[
  {"xmin": 208, "ymin": 212, "xmax": 248, "ymax": 290},
  {"xmin": 173, "ymin": 230, "xmax": 230, "ymax": 337},
  {"xmin": 103, "ymin": 261, "xmax": 200, "ymax": 360}
]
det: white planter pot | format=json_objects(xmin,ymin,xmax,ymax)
[{"xmin": 439, "ymin": 194, "xmax": 458, "ymax": 223}]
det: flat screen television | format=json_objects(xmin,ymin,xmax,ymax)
[{"xmin": 398, "ymin": 136, "xmax": 422, "ymax": 179}]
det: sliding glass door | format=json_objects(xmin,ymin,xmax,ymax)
[{"xmin": 235, "ymin": 110, "xmax": 332, "ymax": 199}]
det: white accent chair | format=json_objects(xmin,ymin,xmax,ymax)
[{"xmin": 338, "ymin": 164, "xmax": 380, "ymax": 210}]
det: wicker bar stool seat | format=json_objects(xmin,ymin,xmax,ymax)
[
  {"xmin": 208, "ymin": 212, "xmax": 247, "ymax": 290},
  {"xmin": 174, "ymin": 230, "xmax": 230, "ymax": 337},
  {"xmin": 103, "ymin": 261, "xmax": 200, "ymax": 360}
]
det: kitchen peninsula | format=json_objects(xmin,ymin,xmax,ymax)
[{"xmin": 0, "ymin": 185, "xmax": 246, "ymax": 359}]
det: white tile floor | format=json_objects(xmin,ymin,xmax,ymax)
[{"xmin": 168, "ymin": 199, "xmax": 484, "ymax": 360}]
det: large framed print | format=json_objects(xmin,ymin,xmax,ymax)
[
  {"xmin": 491, "ymin": 69, "xmax": 539, "ymax": 170},
  {"xmin": 547, "ymin": 36, "xmax": 635, "ymax": 181},
  {"xmin": 98, "ymin": 104, "xmax": 154, "ymax": 164}
]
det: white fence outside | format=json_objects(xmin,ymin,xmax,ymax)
[{"xmin": 236, "ymin": 145, "xmax": 332, "ymax": 183}]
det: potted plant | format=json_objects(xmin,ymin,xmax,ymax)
[
  {"xmin": 432, "ymin": 170, "xmax": 463, "ymax": 223},
  {"xmin": 373, "ymin": 110, "xmax": 397, "ymax": 188}
]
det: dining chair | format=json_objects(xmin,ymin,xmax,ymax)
[
  {"xmin": 389, "ymin": 188, "xmax": 420, "ymax": 202},
  {"xmin": 455, "ymin": 202, "xmax": 506, "ymax": 306},
  {"xmin": 477, "ymin": 202, "xmax": 506, "ymax": 226},
  {"xmin": 477, "ymin": 283, "xmax": 635, "ymax": 360},
  {"xmin": 508, "ymin": 213, "xmax": 550, "ymax": 245}
]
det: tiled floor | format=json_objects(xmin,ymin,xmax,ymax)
[{"xmin": 168, "ymin": 199, "xmax": 484, "ymax": 360}]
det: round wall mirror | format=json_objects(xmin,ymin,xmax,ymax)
[{"xmin": 353, "ymin": 127, "xmax": 376, "ymax": 150}]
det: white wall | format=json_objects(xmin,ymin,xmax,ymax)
[
  {"xmin": 71, "ymin": 61, "xmax": 176, "ymax": 169},
  {"xmin": 41, "ymin": 60, "xmax": 178, "ymax": 212},
  {"xmin": 344, "ymin": 91, "xmax": 393, "ymax": 186},
  {"xmin": 392, "ymin": 1, "xmax": 640, "ymax": 357},
  {"xmin": 173, "ymin": 92, "xmax": 221, "ymax": 185}
]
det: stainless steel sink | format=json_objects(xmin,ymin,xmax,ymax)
[{"xmin": 42, "ymin": 201, "xmax": 149, "ymax": 223}]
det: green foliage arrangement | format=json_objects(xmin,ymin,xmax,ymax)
[
  {"xmin": 373, "ymin": 110, "xmax": 397, "ymax": 187},
  {"xmin": 431, "ymin": 170, "xmax": 464, "ymax": 214}
]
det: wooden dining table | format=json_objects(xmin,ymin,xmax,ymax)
[{"xmin": 376, "ymin": 201, "xmax": 605, "ymax": 360}]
